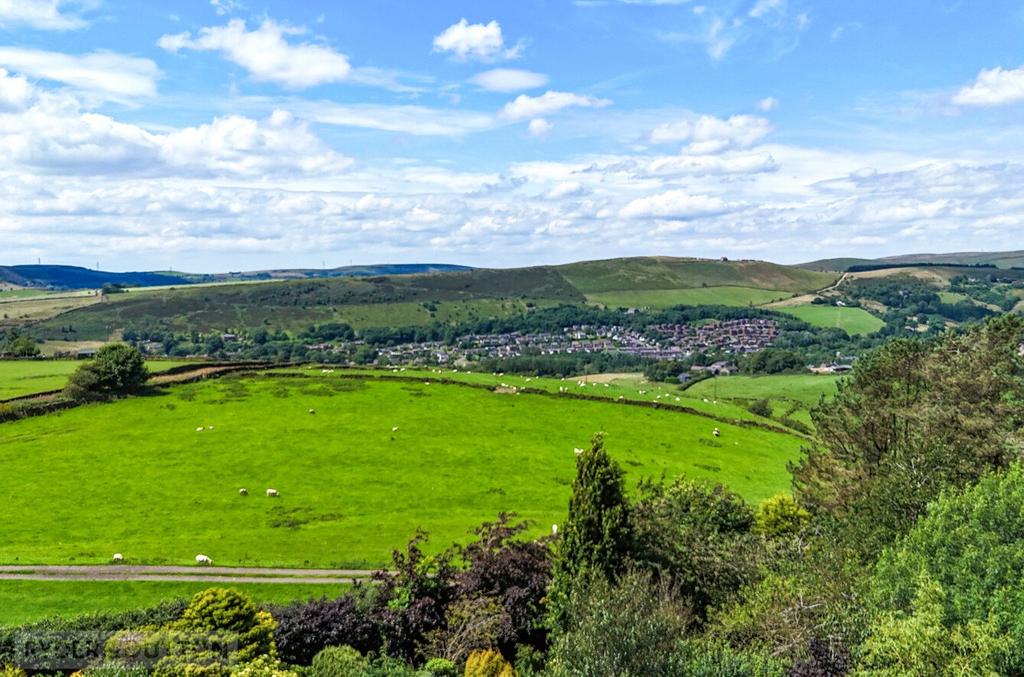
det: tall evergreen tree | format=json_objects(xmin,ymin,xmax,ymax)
[{"xmin": 547, "ymin": 433, "xmax": 632, "ymax": 634}]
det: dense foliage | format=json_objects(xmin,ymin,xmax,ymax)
[{"xmin": 64, "ymin": 343, "xmax": 149, "ymax": 401}]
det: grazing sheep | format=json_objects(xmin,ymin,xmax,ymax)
[
  {"xmin": 112, "ymin": 553, "xmax": 124, "ymax": 562},
  {"xmin": 266, "ymin": 488, "xmax": 279, "ymax": 498},
  {"xmin": 308, "ymin": 408, "xmax": 316, "ymax": 415},
  {"xmin": 551, "ymin": 524, "xmax": 558, "ymax": 535},
  {"xmin": 713, "ymin": 428, "xmax": 721, "ymax": 437},
  {"xmin": 392, "ymin": 426, "xmax": 399, "ymax": 432},
  {"xmin": 196, "ymin": 554, "xmax": 212, "ymax": 565},
  {"xmin": 239, "ymin": 488, "xmax": 248, "ymax": 496},
  {"xmin": 207, "ymin": 426, "xmax": 214, "ymax": 430},
  {"xmin": 574, "ymin": 447, "xmax": 585, "ymax": 455},
  {"xmin": 196, "ymin": 427, "xmax": 204, "ymax": 432}
]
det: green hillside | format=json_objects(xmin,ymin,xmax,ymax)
[{"xmin": 558, "ymin": 257, "xmax": 837, "ymax": 294}]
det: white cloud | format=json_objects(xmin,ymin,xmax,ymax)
[
  {"xmin": 528, "ymin": 118, "xmax": 553, "ymax": 137},
  {"xmin": 545, "ymin": 181, "xmax": 585, "ymax": 199},
  {"xmin": 298, "ymin": 101, "xmax": 497, "ymax": 136},
  {"xmin": 620, "ymin": 190, "xmax": 733, "ymax": 220},
  {"xmin": 0, "ymin": 0, "xmax": 87, "ymax": 30},
  {"xmin": 0, "ymin": 68, "xmax": 32, "ymax": 111},
  {"xmin": 643, "ymin": 151, "xmax": 777, "ymax": 176},
  {"xmin": 501, "ymin": 91, "xmax": 611, "ymax": 121},
  {"xmin": 757, "ymin": 96, "xmax": 778, "ymax": 112},
  {"xmin": 210, "ymin": 0, "xmax": 243, "ymax": 15},
  {"xmin": 159, "ymin": 110, "xmax": 353, "ymax": 177},
  {"xmin": 649, "ymin": 114, "xmax": 772, "ymax": 153},
  {"xmin": 0, "ymin": 48, "xmax": 160, "ymax": 102},
  {"xmin": 470, "ymin": 68, "xmax": 548, "ymax": 92},
  {"xmin": 953, "ymin": 65, "xmax": 1024, "ymax": 107},
  {"xmin": 159, "ymin": 19, "xmax": 351, "ymax": 89},
  {"xmin": 432, "ymin": 18, "xmax": 523, "ymax": 61},
  {"xmin": 749, "ymin": 0, "xmax": 784, "ymax": 19}
]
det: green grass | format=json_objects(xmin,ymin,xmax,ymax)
[
  {"xmin": 684, "ymin": 374, "xmax": 841, "ymax": 426},
  {"xmin": 777, "ymin": 304, "xmax": 885, "ymax": 335},
  {"xmin": 558, "ymin": 257, "xmax": 837, "ymax": 294},
  {"xmin": 0, "ymin": 375, "xmax": 803, "ymax": 569},
  {"xmin": 0, "ymin": 360, "xmax": 192, "ymax": 400},
  {"xmin": 586, "ymin": 286, "xmax": 793, "ymax": 308},
  {"xmin": 0, "ymin": 580, "xmax": 345, "ymax": 627}
]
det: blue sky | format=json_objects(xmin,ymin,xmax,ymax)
[{"xmin": 2, "ymin": 0, "xmax": 1024, "ymax": 271}]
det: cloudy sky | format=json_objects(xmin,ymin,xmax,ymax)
[{"xmin": 2, "ymin": 0, "xmax": 1024, "ymax": 271}]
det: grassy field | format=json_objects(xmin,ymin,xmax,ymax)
[
  {"xmin": 0, "ymin": 374, "xmax": 803, "ymax": 569},
  {"xmin": 0, "ymin": 580, "xmax": 344, "ymax": 627},
  {"xmin": 558, "ymin": 257, "xmax": 836, "ymax": 294},
  {"xmin": 0, "ymin": 360, "xmax": 194, "ymax": 400},
  {"xmin": 0, "ymin": 291, "xmax": 101, "ymax": 327},
  {"xmin": 777, "ymin": 304, "xmax": 885, "ymax": 335},
  {"xmin": 685, "ymin": 374, "xmax": 841, "ymax": 426},
  {"xmin": 585, "ymin": 286, "xmax": 793, "ymax": 309}
]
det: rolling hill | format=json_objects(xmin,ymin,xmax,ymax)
[
  {"xmin": 800, "ymin": 250, "xmax": 1024, "ymax": 271},
  {"xmin": 21, "ymin": 257, "xmax": 839, "ymax": 340}
]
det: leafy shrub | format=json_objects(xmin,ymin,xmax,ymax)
[
  {"xmin": 273, "ymin": 595, "xmax": 380, "ymax": 666},
  {"xmin": 631, "ymin": 477, "xmax": 756, "ymax": 619},
  {"xmin": 78, "ymin": 664, "xmax": 151, "ymax": 676},
  {"xmin": 310, "ymin": 645, "xmax": 367, "ymax": 677},
  {"xmin": 463, "ymin": 649, "xmax": 515, "ymax": 677},
  {"xmin": 675, "ymin": 640, "xmax": 785, "ymax": 676},
  {"xmin": 0, "ymin": 600, "xmax": 186, "ymax": 673},
  {"xmin": 747, "ymin": 399, "xmax": 773, "ymax": 418},
  {"xmin": 65, "ymin": 343, "xmax": 149, "ymax": 401},
  {"xmin": 421, "ymin": 657, "xmax": 457, "ymax": 676},
  {"xmin": 546, "ymin": 570, "xmax": 691, "ymax": 677},
  {"xmin": 752, "ymin": 494, "xmax": 809, "ymax": 538},
  {"xmin": 0, "ymin": 666, "xmax": 25, "ymax": 677}
]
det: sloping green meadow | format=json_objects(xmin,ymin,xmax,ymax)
[
  {"xmin": 0, "ymin": 360, "xmax": 193, "ymax": 400},
  {"xmin": 0, "ymin": 375, "xmax": 803, "ymax": 569}
]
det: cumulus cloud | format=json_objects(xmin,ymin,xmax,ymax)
[
  {"xmin": 501, "ymin": 91, "xmax": 611, "ymax": 121},
  {"xmin": 619, "ymin": 190, "xmax": 734, "ymax": 220},
  {"xmin": 757, "ymin": 96, "xmax": 778, "ymax": 112},
  {"xmin": 0, "ymin": 47, "xmax": 160, "ymax": 102},
  {"xmin": 953, "ymin": 65, "xmax": 1024, "ymax": 106},
  {"xmin": 158, "ymin": 19, "xmax": 351, "ymax": 89},
  {"xmin": 0, "ymin": 0, "xmax": 87, "ymax": 30},
  {"xmin": 649, "ymin": 114, "xmax": 772, "ymax": 153},
  {"xmin": 0, "ymin": 68, "xmax": 32, "ymax": 110},
  {"xmin": 432, "ymin": 18, "xmax": 524, "ymax": 61},
  {"xmin": 527, "ymin": 118, "xmax": 553, "ymax": 137},
  {"xmin": 470, "ymin": 68, "xmax": 548, "ymax": 92}
]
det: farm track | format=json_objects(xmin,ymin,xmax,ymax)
[{"xmin": 0, "ymin": 565, "xmax": 377, "ymax": 584}]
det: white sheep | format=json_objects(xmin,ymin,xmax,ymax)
[
  {"xmin": 573, "ymin": 447, "xmax": 585, "ymax": 456},
  {"xmin": 551, "ymin": 524, "xmax": 558, "ymax": 535},
  {"xmin": 196, "ymin": 427, "xmax": 204, "ymax": 432},
  {"xmin": 266, "ymin": 488, "xmax": 279, "ymax": 498},
  {"xmin": 392, "ymin": 426, "xmax": 399, "ymax": 432},
  {"xmin": 207, "ymin": 426, "xmax": 214, "ymax": 430},
  {"xmin": 239, "ymin": 488, "xmax": 248, "ymax": 496},
  {"xmin": 196, "ymin": 554, "xmax": 212, "ymax": 565},
  {"xmin": 112, "ymin": 553, "xmax": 124, "ymax": 562},
  {"xmin": 308, "ymin": 408, "xmax": 316, "ymax": 415},
  {"xmin": 713, "ymin": 428, "xmax": 721, "ymax": 438}
]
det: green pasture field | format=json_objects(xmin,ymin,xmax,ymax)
[
  {"xmin": 777, "ymin": 304, "xmax": 885, "ymax": 335},
  {"xmin": 291, "ymin": 367, "xmax": 780, "ymax": 429},
  {"xmin": 0, "ymin": 581, "xmax": 345, "ymax": 627},
  {"xmin": 585, "ymin": 286, "xmax": 793, "ymax": 309},
  {"xmin": 0, "ymin": 374, "xmax": 803, "ymax": 570},
  {"xmin": 0, "ymin": 360, "xmax": 193, "ymax": 400},
  {"xmin": 684, "ymin": 374, "xmax": 841, "ymax": 426}
]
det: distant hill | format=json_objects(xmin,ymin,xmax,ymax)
[
  {"xmin": 0, "ymin": 265, "xmax": 188, "ymax": 290},
  {"xmin": 800, "ymin": 250, "xmax": 1024, "ymax": 272},
  {"xmin": 180, "ymin": 263, "xmax": 474, "ymax": 283},
  {"xmin": 22, "ymin": 256, "xmax": 839, "ymax": 340}
]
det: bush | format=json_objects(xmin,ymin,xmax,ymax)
[
  {"xmin": 463, "ymin": 649, "xmax": 515, "ymax": 677},
  {"xmin": 421, "ymin": 657, "xmax": 457, "ymax": 676},
  {"xmin": 310, "ymin": 646, "xmax": 367, "ymax": 677},
  {"xmin": 0, "ymin": 666, "xmax": 25, "ymax": 677},
  {"xmin": 0, "ymin": 600, "xmax": 187, "ymax": 673},
  {"xmin": 273, "ymin": 595, "xmax": 380, "ymax": 666},
  {"xmin": 65, "ymin": 343, "xmax": 149, "ymax": 401},
  {"xmin": 675, "ymin": 640, "xmax": 785, "ymax": 676},
  {"xmin": 546, "ymin": 570, "xmax": 691, "ymax": 677},
  {"xmin": 78, "ymin": 664, "xmax": 151, "ymax": 676},
  {"xmin": 747, "ymin": 399, "xmax": 773, "ymax": 418},
  {"xmin": 752, "ymin": 494, "xmax": 809, "ymax": 538}
]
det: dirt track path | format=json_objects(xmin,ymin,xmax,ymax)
[{"xmin": 0, "ymin": 565, "xmax": 378, "ymax": 584}]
